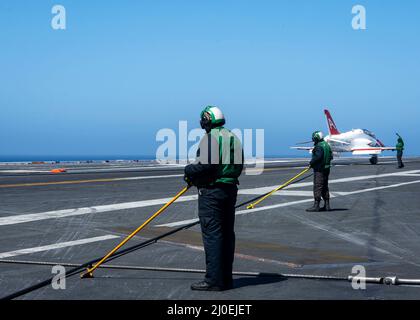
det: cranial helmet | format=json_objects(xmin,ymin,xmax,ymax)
[
  {"xmin": 200, "ymin": 106, "xmax": 225, "ymax": 132},
  {"xmin": 312, "ymin": 131, "xmax": 324, "ymax": 142}
]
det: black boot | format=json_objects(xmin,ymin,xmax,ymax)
[
  {"xmin": 306, "ymin": 200, "xmax": 321, "ymax": 212},
  {"xmin": 322, "ymin": 199, "xmax": 331, "ymax": 211}
]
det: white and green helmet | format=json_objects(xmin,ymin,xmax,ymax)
[
  {"xmin": 312, "ymin": 131, "xmax": 324, "ymax": 142},
  {"xmin": 200, "ymin": 106, "xmax": 226, "ymax": 128}
]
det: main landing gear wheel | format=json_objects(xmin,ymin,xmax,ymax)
[{"xmin": 370, "ymin": 156, "xmax": 378, "ymax": 165}]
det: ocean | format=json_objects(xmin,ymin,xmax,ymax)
[{"xmin": 0, "ymin": 155, "xmax": 157, "ymax": 163}]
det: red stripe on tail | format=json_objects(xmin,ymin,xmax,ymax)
[{"xmin": 324, "ymin": 109, "xmax": 340, "ymax": 135}]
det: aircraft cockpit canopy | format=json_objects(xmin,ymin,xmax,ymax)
[{"xmin": 363, "ymin": 129, "xmax": 377, "ymax": 139}]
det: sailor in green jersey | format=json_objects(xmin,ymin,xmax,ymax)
[
  {"xmin": 184, "ymin": 106, "xmax": 243, "ymax": 291},
  {"xmin": 306, "ymin": 131, "xmax": 334, "ymax": 212},
  {"xmin": 395, "ymin": 133, "xmax": 405, "ymax": 169}
]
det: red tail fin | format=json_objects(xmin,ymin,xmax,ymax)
[{"xmin": 324, "ymin": 109, "xmax": 340, "ymax": 135}]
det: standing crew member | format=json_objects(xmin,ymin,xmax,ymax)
[
  {"xmin": 184, "ymin": 106, "xmax": 244, "ymax": 291},
  {"xmin": 306, "ymin": 131, "xmax": 333, "ymax": 212},
  {"xmin": 395, "ymin": 133, "xmax": 405, "ymax": 169}
]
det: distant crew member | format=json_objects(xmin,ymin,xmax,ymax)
[
  {"xmin": 396, "ymin": 133, "xmax": 405, "ymax": 169},
  {"xmin": 184, "ymin": 106, "xmax": 244, "ymax": 291},
  {"xmin": 306, "ymin": 131, "xmax": 333, "ymax": 212}
]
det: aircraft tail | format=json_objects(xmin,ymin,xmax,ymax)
[{"xmin": 324, "ymin": 109, "xmax": 340, "ymax": 135}]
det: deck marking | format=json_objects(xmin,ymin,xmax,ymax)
[
  {"xmin": 0, "ymin": 235, "xmax": 119, "ymax": 259},
  {"xmin": 156, "ymin": 179, "xmax": 420, "ymax": 228},
  {"xmin": 0, "ymin": 168, "xmax": 308, "ymax": 188},
  {"xmin": 157, "ymin": 199, "xmax": 315, "ymax": 228},
  {"xmin": 1, "ymin": 171, "xmax": 419, "ymax": 227},
  {"xmin": 0, "ymin": 170, "xmax": 50, "ymax": 174},
  {"xmin": 2, "ymin": 167, "xmax": 418, "ymax": 189},
  {"xmin": 276, "ymin": 169, "xmax": 420, "ymax": 189},
  {"xmin": 239, "ymin": 190, "xmax": 314, "ymax": 197},
  {"xmin": 0, "ymin": 174, "xmax": 184, "ymax": 188},
  {"xmin": 334, "ymin": 180, "xmax": 420, "ymax": 196},
  {"xmin": 0, "ymin": 195, "xmax": 198, "ymax": 226}
]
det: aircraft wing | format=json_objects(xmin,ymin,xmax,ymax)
[
  {"xmin": 351, "ymin": 147, "xmax": 397, "ymax": 155},
  {"xmin": 291, "ymin": 146, "xmax": 313, "ymax": 154},
  {"xmin": 295, "ymin": 140, "xmax": 313, "ymax": 145},
  {"xmin": 328, "ymin": 138, "xmax": 350, "ymax": 145},
  {"xmin": 290, "ymin": 146, "xmax": 313, "ymax": 151}
]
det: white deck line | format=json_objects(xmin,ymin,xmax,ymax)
[
  {"xmin": 156, "ymin": 179, "xmax": 420, "ymax": 228},
  {"xmin": 1, "ymin": 170, "xmax": 419, "ymax": 227},
  {"xmin": 0, "ymin": 235, "xmax": 119, "ymax": 259}
]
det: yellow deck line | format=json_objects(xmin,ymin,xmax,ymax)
[
  {"xmin": 0, "ymin": 178, "xmax": 124, "ymax": 188},
  {"xmin": 0, "ymin": 167, "xmax": 302, "ymax": 188}
]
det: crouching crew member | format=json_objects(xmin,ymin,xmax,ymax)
[
  {"xmin": 184, "ymin": 106, "xmax": 244, "ymax": 291},
  {"xmin": 306, "ymin": 131, "xmax": 333, "ymax": 212}
]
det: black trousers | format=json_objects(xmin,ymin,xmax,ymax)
[
  {"xmin": 397, "ymin": 150, "xmax": 404, "ymax": 168},
  {"xmin": 198, "ymin": 184, "xmax": 237, "ymax": 288},
  {"xmin": 313, "ymin": 169, "xmax": 330, "ymax": 201}
]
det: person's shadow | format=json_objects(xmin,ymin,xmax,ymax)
[
  {"xmin": 320, "ymin": 208, "xmax": 349, "ymax": 212},
  {"xmin": 233, "ymin": 274, "xmax": 287, "ymax": 289}
]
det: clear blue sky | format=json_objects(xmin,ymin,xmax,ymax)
[{"xmin": 1, "ymin": 0, "xmax": 419, "ymax": 157}]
